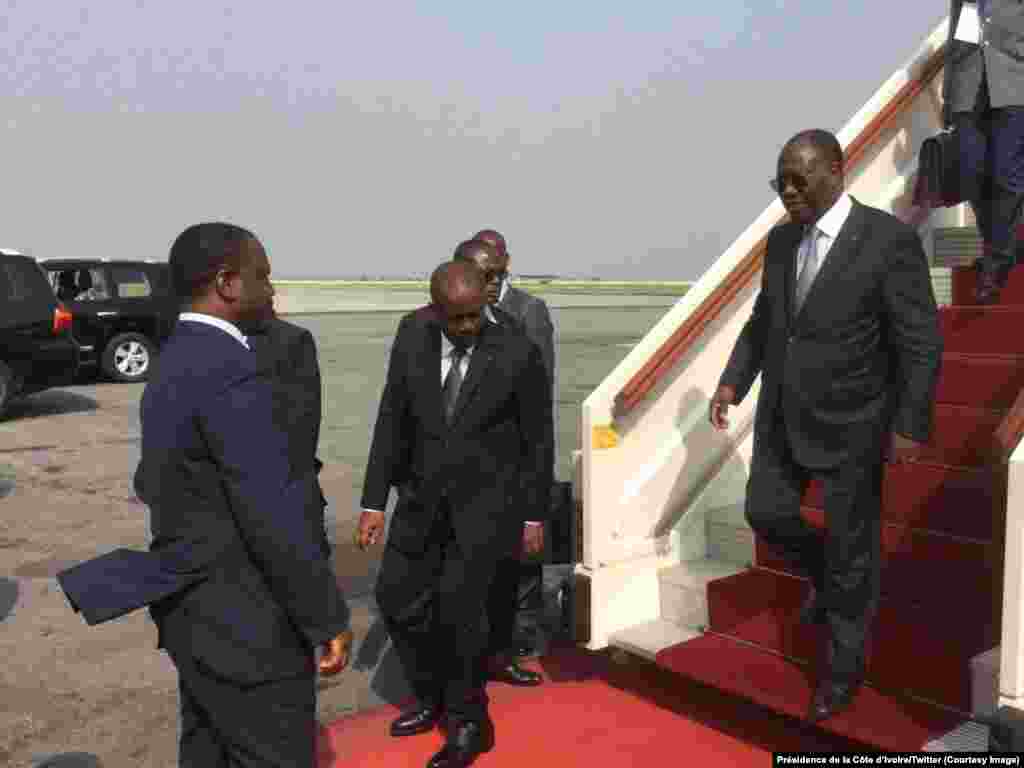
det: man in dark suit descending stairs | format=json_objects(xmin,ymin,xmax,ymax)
[{"xmin": 709, "ymin": 130, "xmax": 944, "ymax": 723}]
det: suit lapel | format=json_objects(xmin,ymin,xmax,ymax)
[
  {"xmin": 449, "ymin": 326, "xmax": 495, "ymax": 428},
  {"xmin": 793, "ymin": 202, "xmax": 865, "ymax": 326},
  {"xmin": 419, "ymin": 320, "xmax": 444, "ymax": 433},
  {"xmin": 499, "ymin": 287, "xmax": 524, "ymax": 323}
]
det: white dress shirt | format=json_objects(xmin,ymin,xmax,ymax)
[
  {"xmin": 178, "ymin": 312, "xmax": 250, "ymax": 350},
  {"xmin": 796, "ymin": 192, "xmax": 853, "ymax": 281}
]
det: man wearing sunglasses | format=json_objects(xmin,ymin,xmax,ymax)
[
  {"xmin": 710, "ymin": 130, "xmax": 943, "ymax": 723},
  {"xmin": 470, "ymin": 231, "xmax": 558, "ymax": 672}
]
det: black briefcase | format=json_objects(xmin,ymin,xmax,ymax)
[{"xmin": 913, "ymin": 128, "xmax": 964, "ymax": 208}]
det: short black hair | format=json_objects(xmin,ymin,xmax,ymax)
[
  {"xmin": 452, "ymin": 238, "xmax": 498, "ymax": 264},
  {"xmin": 168, "ymin": 222, "xmax": 255, "ymax": 299},
  {"xmin": 783, "ymin": 129, "xmax": 844, "ymax": 167}
]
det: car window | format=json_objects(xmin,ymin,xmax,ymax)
[
  {"xmin": 111, "ymin": 267, "xmax": 152, "ymax": 298},
  {"xmin": 2, "ymin": 260, "xmax": 32, "ymax": 301},
  {"xmin": 75, "ymin": 268, "xmax": 110, "ymax": 301}
]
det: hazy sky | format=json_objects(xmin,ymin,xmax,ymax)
[{"xmin": 0, "ymin": 1, "xmax": 944, "ymax": 279}]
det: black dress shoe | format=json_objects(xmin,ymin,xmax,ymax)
[
  {"xmin": 390, "ymin": 704, "xmax": 442, "ymax": 737},
  {"xmin": 807, "ymin": 679, "xmax": 860, "ymax": 723},
  {"xmin": 798, "ymin": 587, "xmax": 826, "ymax": 626},
  {"xmin": 427, "ymin": 719, "xmax": 494, "ymax": 768},
  {"xmin": 492, "ymin": 661, "xmax": 542, "ymax": 686},
  {"xmin": 512, "ymin": 642, "xmax": 538, "ymax": 659}
]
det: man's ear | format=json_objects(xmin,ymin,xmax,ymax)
[{"xmin": 214, "ymin": 269, "xmax": 241, "ymax": 302}]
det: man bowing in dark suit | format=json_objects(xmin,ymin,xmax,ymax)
[
  {"xmin": 357, "ymin": 260, "xmax": 553, "ymax": 768},
  {"xmin": 137, "ymin": 224, "xmax": 352, "ymax": 765},
  {"xmin": 710, "ymin": 130, "xmax": 943, "ymax": 722}
]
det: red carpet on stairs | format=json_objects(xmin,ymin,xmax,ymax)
[
  {"xmin": 318, "ymin": 648, "xmax": 873, "ymax": 767},
  {"xmin": 651, "ymin": 263, "xmax": 1024, "ymax": 750}
]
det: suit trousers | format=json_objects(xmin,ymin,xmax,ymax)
[
  {"xmin": 486, "ymin": 557, "xmax": 542, "ymax": 657},
  {"xmin": 744, "ymin": 422, "xmax": 883, "ymax": 684},
  {"xmin": 376, "ymin": 497, "xmax": 499, "ymax": 724},
  {"xmin": 167, "ymin": 647, "xmax": 317, "ymax": 768},
  {"xmin": 954, "ymin": 79, "xmax": 1024, "ymax": 267}
]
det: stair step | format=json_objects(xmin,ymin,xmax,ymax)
[
  {"xmin": 608, "ymin": 619, "xmax": 702, "ymax": 661},
  {"xmin": 706, "ymin": 568, "xmax": 995, "ymax": 709},
  {"xmin": 917, "ymin": 403, "xmax": 1006, "ymax": 466},
  {"xmin": 655, "ymin": 632, "xmax": 963, "ymax": 751},
  {"xmin": 801, "ymin": 462, "xmax": 1005, "ymax": 540},
  {"xmin": 934, "ymin": 352, "xmax": 1024, "ymax": 408},
  {"xmin": 658, "ymin": 559, "xmax": 746, "ymax": 629},
  {"xmin": 754, "ymin": 508, "xmax": 996, "ymax": 612},
  {"xmin": 951, "ymin": 264, "xmax": 1024, "ymax": 306},
  {"xmin": 941, "ymin": 306, "xmax": 1024, "ymax": 354}
]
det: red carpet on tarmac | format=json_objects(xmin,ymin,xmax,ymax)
[{"xmin": 317, "ymin": 647, "xmax": 871, "ymax": 767}]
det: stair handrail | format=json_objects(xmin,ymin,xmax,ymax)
[
  {"xmin": 613, "ymin": 44, "xmax": 948, "ymax": 415},
  {"xmin": 996, "ymin": 387, "xmax": 1024, "ymax": 462}
]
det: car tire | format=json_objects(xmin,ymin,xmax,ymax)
[
  {"xmin": 102, "ymin": 332, "xmax": 155, "ymax": 383},
  {"xmin": 0, "ymin": 361, "xmax": 12, "ymax": 416}
]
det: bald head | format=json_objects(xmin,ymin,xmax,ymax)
[
  {"xmin": 430, "ymin": 261, "xmax": 486, "ymax": 305},
  {"xmin": 430, "ymin": 261, "xmax": 487, "ymax": 345}
]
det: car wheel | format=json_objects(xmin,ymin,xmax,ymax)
[
  {"xmin": 102, "ymin": 332, "xmax": 155, "ymax": 382},
  {"xmin": 0, "ymin": 361, "xmax": 12, "ymax": 416}
]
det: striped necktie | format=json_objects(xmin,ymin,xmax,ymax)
[
  {"xmin": 794, "ymin": 226, "xmax": 822, "ymax": 314},
  {"xmin": 442, "ymin": 345, "xmax": 467, "ymax": 426}
]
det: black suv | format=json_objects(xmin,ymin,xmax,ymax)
[
  {"xmin": 0, "ymin": 249, "xmax": 79, "ymax": 414},
  {"xmin": 40, "ymin": 259, "xmax": 178, "ymax": 382}
]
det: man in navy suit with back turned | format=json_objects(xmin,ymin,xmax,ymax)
[{"xmin": 134, "ymin": 223, "xmax": 352, "ymax": 766}]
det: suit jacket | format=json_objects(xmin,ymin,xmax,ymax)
[
  {"xmin": 95, "ymin": 321, "xmax": 347, "ymax": 684},
  {"xmin": 944, "ymin": 0, "xmax": 1024, "ymax": 123},
  {"xmin": 719, "ymin": 198, "xmax": 943, "ymax": 470},
  {"xmin": 498, "ymin": 285, "xmax": 556, "ymax": 390},
  {"xmin": 249, "ymin": 317, "xmax": 330, "ymax": 557},
  {"xmin": 361, "ymin": 305, "xmax": 553, "ymax": 557}
]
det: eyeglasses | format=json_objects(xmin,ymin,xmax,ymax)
[
  {"xmin": 769, "ymin": 175, "xmax": 811, "ymax": 195},
  {"xmin": 482, "ymin": 269, "xmax": 508, "ymax": 285}
]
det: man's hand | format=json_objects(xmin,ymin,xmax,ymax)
[
  {"xmin": 355, "ymin": 510, "xmax": 385, "ymax": 551},
  {"xmin": 709, "ymin": 384, "xmax": 736, "ymax": 430},
  {"xmin": 318, "ymin": 630, "xmax": 353, "ymax": 677},
  {"xmin": 522, "ymin": 523, "xmax": 544, "ymax": 558},
  {"xmin": 887, "ymin": 432, "xmax": 924, "ymax": 463}
]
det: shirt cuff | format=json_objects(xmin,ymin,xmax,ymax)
[
  {"xmin": 363, "ymin": 508, "xmax": 385, "ymax": 514},
  {"xmin": 524, "ymin": 520, "xmax": 542, "ymax": 526}
]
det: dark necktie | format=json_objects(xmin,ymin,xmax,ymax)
[{"xmin": 442, "ymin": 345, "xmax": 467, "ymax": 426}]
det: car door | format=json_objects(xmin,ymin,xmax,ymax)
[{"xmin": 46, "ymin": 265, "xmax": 113, "ymax": 363}]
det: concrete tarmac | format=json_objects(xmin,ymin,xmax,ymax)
[{"xmin": 0, "ymin": 382, "xmax": 409, "ymax": 768}]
